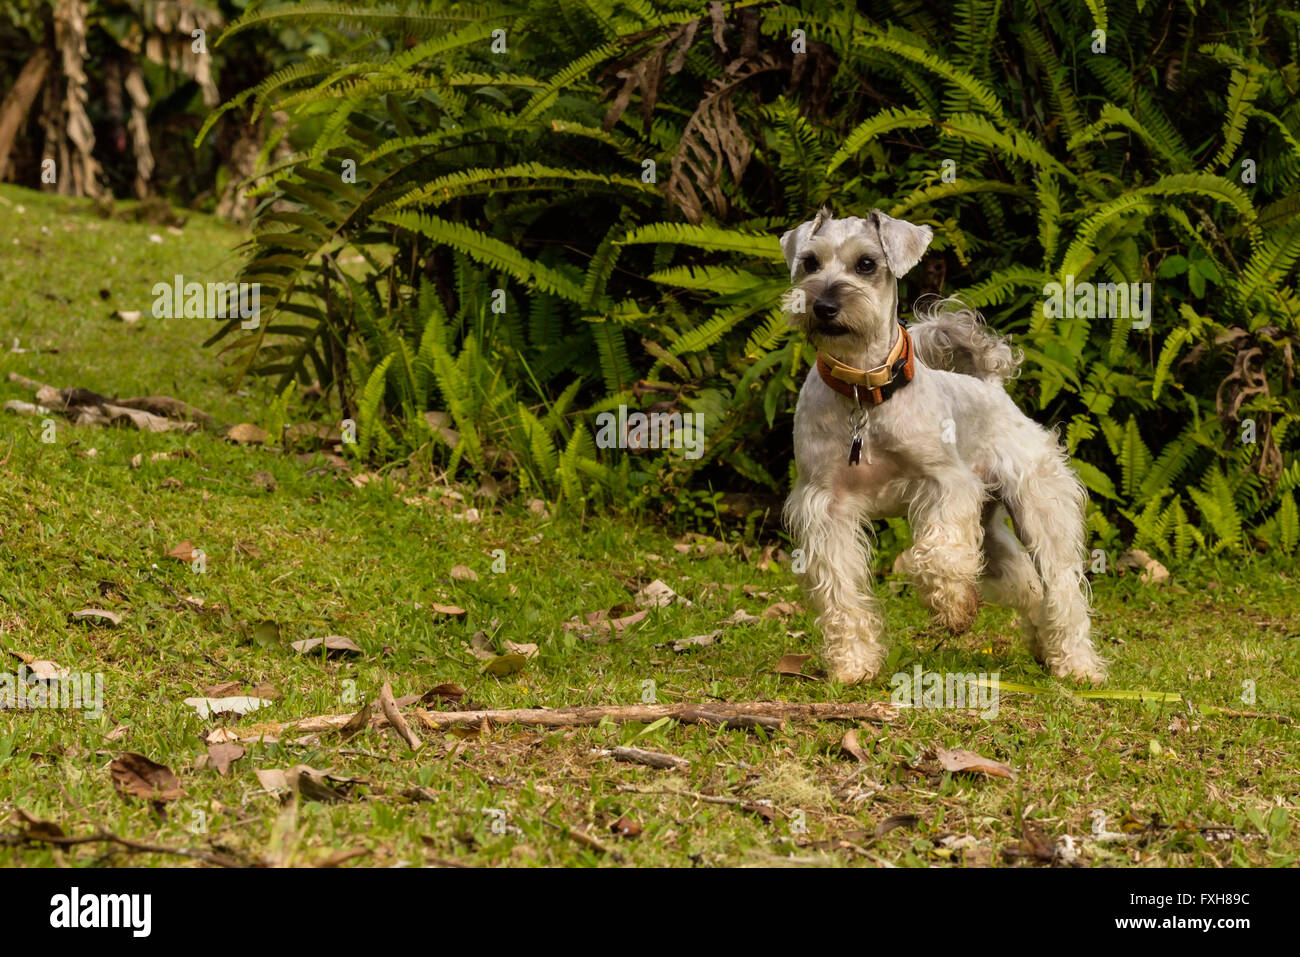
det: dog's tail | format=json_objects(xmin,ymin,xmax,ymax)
[{"xmin": 908, "ymin": 296, "xmax": 1020, "ymax": 385}]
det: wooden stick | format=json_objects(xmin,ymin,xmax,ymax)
[
  {"xmin": 379, "ymin": 681, "xmax": 424, "ymax": 752},
  {"xmin": 542, "ymin": 819, "xmax": 624, "ymax": 860},
  {"xmin": 1201, "ymin": 707, "xmax": 1293, "ymax": 724},
  {"xmin": 232, "ymin": 700, "xmax": 895, "ymax": 741},
  {"xmin": 412, "ymin": 700, "xmax": 895, "ymax": 731},
  {"xmin": 678, "ymin": 708, "xmax": 782, "ymax": 730},
  {"xmin": 605, "ymin": 746, "xmax": 690, "ymax": 770},
  {"xmin": 5, "ymin": 829, "xmax": 245, "ymax": 868},
  {"xmin": 7, "ymin": 372, "xmax": 51, "ymax": 393}
]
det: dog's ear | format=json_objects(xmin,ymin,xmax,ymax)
[
  {"xmin": 779, "ymin": 208, "xmax": 833, "ymax": 280},
  {"xmin": 870, "ymin": 210, "xmax": 933, "ymax": 277}
]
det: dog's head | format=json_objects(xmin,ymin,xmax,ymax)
[{"xmin": 780, "ymin": 207, "xmax": 932, "ymax": 352}]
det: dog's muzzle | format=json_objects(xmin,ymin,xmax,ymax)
[{"xmin": 812, "ymin": 296, "xmax": 846, "ymax": 335}]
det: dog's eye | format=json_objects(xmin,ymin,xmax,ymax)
[
  {"xmin": 855, "ymin": 257, "xmax": 876, "ymax": 275},
  {"xmin": 802, "ymin": 255, "xmax": 820, "ymax": 273}
]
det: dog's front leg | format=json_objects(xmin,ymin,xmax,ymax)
[
  {"xmin": 904, "ymin": 474, "xmax": 985, "ymax": 634},
  {"xmin": 785, "ymin": 481, "xmax": 885, "ymax": 684}
]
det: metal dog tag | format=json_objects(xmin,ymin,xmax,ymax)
[{"xmin": 847, "ymin": 396, "xmax": 867, "ymax": 466}]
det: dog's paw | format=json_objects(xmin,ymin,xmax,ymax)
[
  {"xmin": 1050, "ymin": 658, "xmax": 1107, "ymax": 685},
  {"xmin": 929, "ymin": 582, "xmax": 980, "ymax": 634},
  {"xmin": 822, "ymin": 640, "xmax": 885, "ymax": 685},
  {"xmin": 825, "ymin": 660, "xmax": 876, "ymax": 685}
]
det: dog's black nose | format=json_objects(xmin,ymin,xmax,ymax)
[{"xmin": 813, "ymin": 297, "xmax": 840, "ymax": 323}]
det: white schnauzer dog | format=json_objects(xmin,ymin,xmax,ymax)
[{"xmin": 780, "ymin": 207, "xmax": 1105, "ymax": 685}]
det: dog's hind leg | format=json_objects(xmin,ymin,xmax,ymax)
[
  {"xmin": 905, "ymin": 473, "xmax": 985, "ymax": 634},
  {"xmin": 1001, "ymin": 452, "xmax": 1107, "ymax": 683},
  {"xmin": 979, "ymin": 502, "xmax": 1045, "ymax": 660},
  {"xmin": 784, "ymin": 481, "xmax": 886, "ymax": 684}
]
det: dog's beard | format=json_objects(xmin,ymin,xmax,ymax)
[
  {"xmin": 821, "ymin": 288, "xmax": 874, "ymax": 340},
  {"xmin": 786, "ymin": 285, "xmax": 895, "ymax": 358}
]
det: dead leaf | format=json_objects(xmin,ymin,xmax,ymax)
[
  {"xmin": 249, "ymin": 620, "xmax": 281, "ymax": 648},
  {"xmin": 166, "ymin": 541, "xmax": 198, "ymax": 562},
  {"xmin": 504, "ymin": 641, "xmax": 539, "ymax": 659},
  {"xmin": 430, "ymin": 603, "xmax": 467, "ymax": 617},
  {"xmin": 255, "ymin": 768, "xmax": 290, "ymax": 795},
  {"xmin": 110, "ymin": 753, "xmax": 183, "ymax": 802},
  {"xmin": 775, "ymin": 653, "xmax": 818, "ymax": 680},
  {"xmin": 206, "ymin": 742, "xmax": 245, "ymax": 776},
  {"xmin": 482, "ymin": 653, "xmax": 527, "ymax": 677},
  {"xmin": 874, "ymin": 814, "xmax": 918, "ymax": 838},
  {"xmin": 467, "ymin": 631, "xmax": 496, "ymax": 660},
  {"xmin": 934, "ymin": 747, "xmax": 1015, "ymax": 780},
  {"xmin": 104, "ymin": 404, "xmax": 191, "ymax": 433},
  {"xmin": 28, "ymin": 659, "xmax": 69, "ymax": 680},
  {"xmin": 561, "ymin": 607, "xmax": 649, "ymax": 643},
  {"xmin": 288, "ymin": 765, "xmax": 364, "ymax": 803},
  {"xmin": 449, "ymin": 565, "xmax": 478, "ymax": 582},
  {"xmin": 610, "ymin": 815, "xmax": 642, "ymax": 838},
  {"xmin": 841, "ymin": 729, "xmax": 869, "ymax": 762},
  {"xmin": 635, "ymin": 579, "xmax": 691, "ymax": 608},
  {"xmin": 183, "ymin": 696, "xmax": 270, "ymax": 719},
  {"xmin": 201, "ymin": 680, "xmax": 242, "ymax": 697},
  {"xmin": 763, "ymin": 601, "xmax": 801, "ymax": 619},
  {"xmin": 671, "ymin": 632, "xmax": 719, "ymax": 652},
  {"xmin": 339, "ymin": 701, "xmax": 372, "ymax": 740},
  {"xmin": 291, "ymin": 635, "xmax": 362, "ymax": 656},
  {"xmin": 249, "ymin": 470, "xmax": 277, "ymax": 491},
  {"xmin": 1116, "ymin": 549, "xmax": 1170, "ymax": 585},
  {"xmin": 70, "ymin": 608, "xmax": 122, "ymax": 626},
  {"xmin": 424, "ymin": 411, "xmax": 460, "ymax": 447},
  {"xmin": 725, "ymin": 609, "xmax": 761, "ymax": 625},
  {"xmin": 226, "ymin": 423, "xmax": 268, "ymax": 445},
  {"xmin": 421, "ymin": 683, "xmax": 466, "ymax": 706}
]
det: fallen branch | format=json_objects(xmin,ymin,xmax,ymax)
[
  {"xmin": 677, "ymin": 708, "xmax": 782, "ymax": 730},
  {"xmin": 5, "ymin": 829, "xmax": 246, "ymax": 868},
  {"xmin": 411, "ymin": 700, "xmax": 896, "ymax": 731},
  {"xmin": 603, "ymin": 746, "xmax": 690, "ymax": 771},
  {"xmin": 7, "ymin": 372, "xmax": 49, "ymax": 393},
  {"xmin": 379, "ymin": 681, "xmax": 424, "ymax": 751},
  {"xmin": 542, "ymin": 819, "xmax": 624, "ymax": 861},
  {"xmin": 616, "ymin": 784, "xmax": 743, "ymax": 806},
  {"xmin": 230, "ymin": 700, "xmax": 895, "ymax": 741},
  {"xmin": 1199, "ymin": 707, "xmax": 1293, "ymax": 724}
]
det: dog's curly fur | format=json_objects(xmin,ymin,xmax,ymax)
[
  {"xmin": 780, "ymin": 208, "xmax": 1106, "ymax": 685},
  {"xmin": 908, "ymin": 296, "xmax": 1021, "ymax": 384}
]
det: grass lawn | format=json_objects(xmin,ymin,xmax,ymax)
[{"xmin": 0, "ymin": 183, "xmax": 1296, "ymax": 868}]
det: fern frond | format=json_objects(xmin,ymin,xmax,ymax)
[
  {"xmin": 826, "ymin": 106, "xmax": 933, "ymax": 174},
  {"xmin": 1209, "ymin": 69, "xmax": 1264, "ymax": 171},
  {"xmin": 858, "ymin": 31, "xmax": 1006, "ymax": 120},
  {"xmin": 620, "ymin": 223, "xmax": 782, "ymax": 259},
  {"xmin": 378, "ymin": 211, "xmax": 584, "ymax": 302}
]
